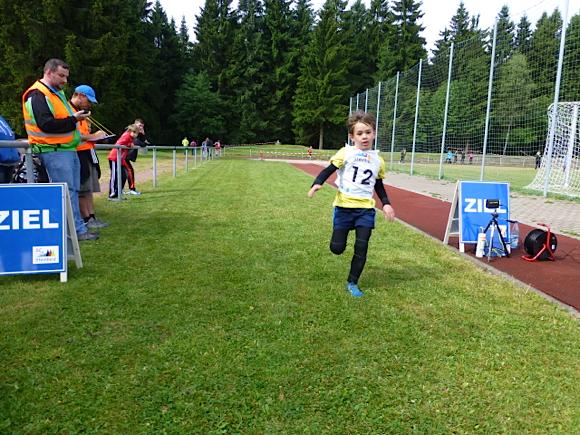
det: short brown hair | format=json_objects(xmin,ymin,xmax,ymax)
[
  {"xmin": 44, "ymin": 58, "xmax": 69, "ymax": 73},
  {"xmin": 347, "ymin": 111, "xmax": 376, "ymax": 134}
]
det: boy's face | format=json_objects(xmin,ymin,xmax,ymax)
[{"xmin": 349, "ymin": 121, "xmax": 375, "ymax": 150}]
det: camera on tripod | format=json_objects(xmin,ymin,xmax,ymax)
[{"xmin": 481, "ymin": 198, "xmax": 510, "ymax": 260}]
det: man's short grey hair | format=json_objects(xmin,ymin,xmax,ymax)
[{"xmin": 44, "ymin": 58, "xmax": 69, "ymax": 73}]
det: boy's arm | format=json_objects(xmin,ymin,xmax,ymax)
[
  {"xmin": 374, "ymin": 179, "xmax": 395, "ymax": 221},
  {"xmin": 307, "ymin": 164, "xmax": 338, "ymax": 197}
]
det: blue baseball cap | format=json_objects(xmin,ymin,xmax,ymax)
[{"xmin": 75, "ymin": 85, "xmax": 98, "ymax": 103}]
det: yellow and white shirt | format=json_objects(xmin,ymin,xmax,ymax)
[{"xmin": 330, "ymin": 146, "xmax": 386, "ymax": 209}]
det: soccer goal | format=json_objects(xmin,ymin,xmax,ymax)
[{"xmin": 526, "ymin": 102, "xmax": 580, "ymax": 197}]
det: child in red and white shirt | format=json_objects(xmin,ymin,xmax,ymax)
[{"xmin": 108, "ymin": 124, "xmax": 139, "ymax": 199}]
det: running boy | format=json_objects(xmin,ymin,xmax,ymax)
[{"xmin": 308, "ymin": 111, "xmax": 395, "ymax": 297}]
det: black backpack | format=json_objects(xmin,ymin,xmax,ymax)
[{"xmin": 11, "ymin": 155, "xmax": 49, "ymax": 183}]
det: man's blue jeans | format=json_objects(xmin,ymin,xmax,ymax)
[{"xmin": 39, "ymin": 150, "xmax": 88, "ymax": 235}]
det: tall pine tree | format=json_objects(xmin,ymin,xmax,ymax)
[{"xmin": 293, "ymin": 0, "xmax": 350, "ymax": 148}]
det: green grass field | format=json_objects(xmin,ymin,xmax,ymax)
[{"xmin": 1, "ymin": 159, "xmax": 578, "ymax": 433}]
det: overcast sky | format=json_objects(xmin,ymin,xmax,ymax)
[{"xmin": 160, "ymin": 0, "xmax": 576, "ymax": 53}]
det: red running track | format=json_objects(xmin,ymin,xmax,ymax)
[{"xmin": 295, "ymin": 163, "xmax": 580, "ymax": 311}]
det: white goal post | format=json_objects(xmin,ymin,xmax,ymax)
[{"xmin": 526, "ymin": 102, "xmax": 580, "ymax": 197}]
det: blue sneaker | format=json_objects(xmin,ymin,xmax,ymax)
[{"xmin": 346, "ymin": 282, "xmax": 364, "ymax": 297}]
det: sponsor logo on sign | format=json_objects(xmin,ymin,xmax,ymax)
[{"xmin": 32, "ymin": 246, "xmax": 60, "ymax": 264}]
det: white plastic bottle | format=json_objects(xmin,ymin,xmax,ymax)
[
  {"xmin": 510, "ymin": 221, "xmax": 520, "ymax": 250},
  {"xmin": 475, "ymin": 228, "xmax": 486, "ymax": 258}
]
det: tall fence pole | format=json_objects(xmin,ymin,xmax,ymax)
[
  {"xmin": 481, "ymin": 21, "xmax": 498, "ymax": 181},
  {"xmin": 348, "ymin": 96, "xmax": 353, "ymax": 144},
  {"xmin": 152, "ymin": 147, "xmax": 157, "ymax": 187},
  {"xmin": 439, "ymin": 43, "xmax": 455, "ymax": 180},
  {"xmin": 564, "ymin": 104, "xmax": 577, "ymax": 187},
  {"xmin": 410, "ymin": 59, "xmax": 423, "ymax": 175},
  {"xmin": 25, "ymin": 147, "xmax": 34, "ymax": 183},
  {"xmin": 374, "ymin": 81, "xmax": 381, "ymax": 150},
  {"xmin": 389, "ymin": 71, "xmax": 400, "ymax": 170},
  {"xmin": 172, "ymin": 148, "xmax": 177, "ymax": 177},
  {"xmin": 543, "ymin": 0, "xmax": 569, "ymax": 196},
  {"xmin": 364, "ymin": 88, "xmax": 369, "ymax": 112},
  {"xmin": 356, "ymin": 93, "xmax": 359, "ymax": 111}
]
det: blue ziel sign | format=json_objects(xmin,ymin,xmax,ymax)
[
  {"xmin": 0, "ymin": 183, "xmax": 67, "ymax": 275},
  {"xmin": 459, "ymin": 181, "xmax": 510, "ymax": 244}
]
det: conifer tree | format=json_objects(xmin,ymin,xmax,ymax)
[
  {"xmin": 342, "ymin": 0, "xmax": 373, "ymax": 94},
  {"xmin": 389, "ymin": 0, "xmax": 427, "ymax": 72},
  {"xmin": 228, "ymin": 0, "xmax": 269, "ymax": 142},
  {"xmin": 514, "ymin": 15, "xmax": 532, "ymax": 54},
  {"xmin": 529, "ymin": 11, "xmax": 562, "ymax": 99},
  {"xmin": 263, "ymin": 0, "xmax": 300, "ymax": 143},
  {"xmin": 493, "ymin": 53, "xmax": 535, "ymax": 154},
  {"xmin": 293, "ymin": 0, "xmax": 350, "ymax": 148},
  {"xmin": 172, "ymin": 72, "xmax": 225, "ymax": 139},
  {"xmin": 369, "ymin": 0, "xmax": 394, "ymax": 82},
  {"xmin": 495, "ymin": 5, "xmax": 515, "ymax": 63}
]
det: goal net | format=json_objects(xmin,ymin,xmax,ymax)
[{"xmin": 526, "ymin": 102, "xmax": 580, "ymax": 197}]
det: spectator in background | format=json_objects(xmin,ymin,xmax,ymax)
[
  {"xmin": 0, "ymin": 115, "xmax": 20, "ymax": 183},
  {"xmin": 21, "ymin": 58, "xmax": 97, "ymax": 241},
  {"xmin": 446, "ymin": 150, "xmax": 453, "ymax": 163},
  {"xmin": 400, "ymin": 148, "xmax": 406, "ymax": 163},
  {"xmin": 468, "ymin": 151, "xmax": 474, "ymax": 164},
  {"xmin": 535, "ymin": 151, "xmax": 542, "ymax": 169},
  {"xmin": 123, "ymin": 118, "xmax": 148, "ymax": 195},
  {"xmin": 201, "ymin": 137, "xmax": 209, "ymax": 159},
  {"xmin": 108, "ymin": 124, "xmax": 140, "ymax": 199},
  {"xmin": 182, "ymin": 136, "xmax": 189, "ymax": 148},
  {"xmin": 70, "ymin": 85, "xmax": 109, "ymax": 229},
  {"xmin": 214, "ymin": 140, "xmax": 221, "ymax": 157}
]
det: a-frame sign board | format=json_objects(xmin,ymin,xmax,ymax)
[
  {"xmin": 444, "ymin": 181, "xmax": 511, "ymax": 254},
  {"xmin": 0, "ymin": 183, "xmax": 82, "ymax": 282}
]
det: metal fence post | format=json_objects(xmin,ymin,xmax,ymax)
[
  {"xmin": 481, "ymin": 21, "xmax": 498, "ymax": 181},
  {"xmin": 389, "ymin": 71, "xmax": 400, "ymax": 170},
  {"xmin": 185, "ymin": 148, "xmax": 189, "ymax": 173},
  {"xmin": 364, "ymin": 88, "xmax": 369, "ymax": 112},
  {"xmin": 172, "ymin": 147, "xmax": 177, "ymax": 178},
  {"xmin": 543, "ymin": 0, "xmax": 569, "ymax": 196},
  {"xmin": 152, "ymin": 146, "xmax": 157, "ymax": 188},
  {"xmin": 439, "ymin": 42, "xmax": 455, "ymax": 180},
  {"xmin": 410, "ymin": 59, "xmax": 423, "ymax": 175},
  {"xmin": 564, "ymin": 104, "xmax": 577, "ymax": 187},
  {"xmin": 25, "ymin": 147, "xmax": 34, "ymax": 183},
  {"xmin": 116, "ymin": 146, "xmax": 123, "ymax": 200},
  {"xmin": 374, "ymin": 82, "xmax": 381, "ymax": 150}
]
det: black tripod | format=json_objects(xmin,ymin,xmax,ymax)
[{"xmin": 482, "ymin": 208, "xmax": 510, "ymax": 260}]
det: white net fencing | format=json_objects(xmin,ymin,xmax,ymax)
[{"xmin": 349, "ymin": 1, "xmax": 579, "ymax": 198}]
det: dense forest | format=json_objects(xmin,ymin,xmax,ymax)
[{"xmin": 0, "ymin": 0, "xmax": 577, "ymax": 148}]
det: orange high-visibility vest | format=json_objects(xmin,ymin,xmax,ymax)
[
  {"xmin": 22, "ymin": 80, "xmax": 80, "ymax": 149},
  {"xmin": 76, "ymin": 118, "xmax": 93, "ymax": 151}
]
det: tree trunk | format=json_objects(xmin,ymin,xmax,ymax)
[
  {"xmin": 503, "ymin": 119, "xmax": 512, "ymax": 156},
  {"xmin": 318, "ymin": 124, "xmax": 324, "ymax": 150}
]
